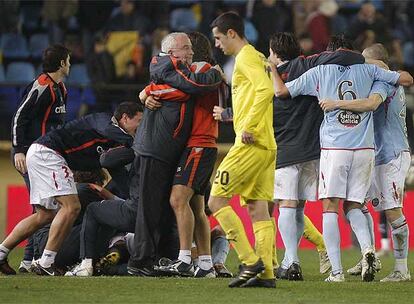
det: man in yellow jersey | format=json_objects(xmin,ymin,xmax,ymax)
[{"xmin": 209, "ymin": 12, "xmax": 276, "ymax": 288}]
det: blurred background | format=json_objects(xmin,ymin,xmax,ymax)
[{"xmin": 1, "ymin": 0, "xmax": 414, "ymax": 141}]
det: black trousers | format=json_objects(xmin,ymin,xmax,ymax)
[
  {"xmin": 128, "ymin": 155, "xmax": 179, "ymax": 268},
  {"xmin": 33, "ymin": 225, "xmax": 82, "ymax": 269},
  {"xmin": 80, "ymin": 199, "xmax": 137, "ymax": 259}
]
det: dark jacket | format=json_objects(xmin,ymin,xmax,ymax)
[
  {"xmin": 36, "ymin": 113, "xmax": 133, "ymax": 171},
  {"xmin": 11, "ymin": 73, "xmax": 67, "ymax": 154},
  {"xmin": 133, "ymin": 54, "xmax": 222, "ymax": 165}
]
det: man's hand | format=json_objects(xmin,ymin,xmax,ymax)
[
  {"xmin": 241, "ymin": 131, "xmax": 255, "ymax": 144},
  {"xmin": 138, "ymin": 89, "xmax": 148, "ymax": 104},
  {"xmin": 212, "ymin": 64, "xmax": 226, "ymax": 82},
  {"xmin": 319, "ymin": 99, "xmax": 340, "ymax": 112},
  {"xmin": 213, "ymin": 106, "xmax": 224, "ymax": 121},
  {"xmin": 14, "ymin": 153, "xmax": 27, "ymax": 174},
  {"xmin": 145, "ymin": 96, "xmax": 162, "ymax": 110}
]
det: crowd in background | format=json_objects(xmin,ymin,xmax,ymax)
[{"xmin": 1, "ymin": 0, "xmax": 414, "ymax": 138}]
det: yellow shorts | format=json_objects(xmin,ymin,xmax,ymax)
[{"xmin": 211, "ymin": 144, "xmax": 276, "ymax": 206}]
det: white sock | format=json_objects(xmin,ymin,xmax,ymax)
[
  {"xmin": 323, "ymin": 212, "xmax": 342, "ymax": 274},
  {"xmin": 395, "ymin": 258, "xmax": 408, "ymax": 274},
  {"xmin": 296, "ymin": 207, "xmax": 305, "ymax": 245},
  {"xmin": 278, "ymin": 208, "xmax": 299, "ymax": 266},
  {"xmin": 381, "ymin": 238, "xmax": 390, "ymax": 251},
  {"xmin": 390, "ymin": 216, "xmax": 409, "ymax": 273},
  {"xmin": 362, "ymin": 207, "xmax": 375, "ymax": 247},
  {"xmin": 178, "ymin": 250, "xmax": 192, "ymax": 264},
  {"xmin": 346, "ymin": 209, "xmax": 372, "ymax": 253},
  {"xmin": 0, "ymin": 244, "xmax": 10, "ymax": 261},
  {"xmin": 39, "ymin": 250, "xmax": 57, "ymax": 268},
  {"xmin": 198, "ymin": 255, "xmax": 213, "ymax": 270},
  {"xmin": 81, "ymin": 258, "xmax": 93, "ymax": 269}
]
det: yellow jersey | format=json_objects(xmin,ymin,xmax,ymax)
[{"xmin": 231, "ymin": 44, "xmax": 276, "ymax": 150}]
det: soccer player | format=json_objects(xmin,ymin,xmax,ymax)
[
  {"xmin": 11, "ymin": 44, "xmax": 71, "ymax": 272},
  {"xmin": 143, "ymin": 32, "xmax": 223, "ymax": 278},
  {"xmin": 208, "ymin": 12, "xmax": 276, "ymax": 288},
  {"xmin": 343, "ymin": 44, "xmax": 411, "ymax": 282},
  {"xmin": 268, "ymin": 32, "xmax": 367, "ymax": 280},
  {"xmin": 273, "ymin": 44, "xmax": 413, "ymax": 282},
  {"xmin": 0, "ymin": 102, "xmax": 141, "ymax": 275},
  {"xmin": 127, "ymin": 32, "xmax": 223, "ymax": 276}
]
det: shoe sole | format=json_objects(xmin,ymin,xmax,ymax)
[{"xmin": 362, "ymin": 252, "xmax": 375, "ymax": 282}]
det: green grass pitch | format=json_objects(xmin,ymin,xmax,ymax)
[{"xmin": 1, "ymin": 248, "xmax": 413, "ymax": 303}]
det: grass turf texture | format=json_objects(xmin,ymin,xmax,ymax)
[{"xmin": 1, "ymin": 248, "xmax": 413, "ymax": 303}]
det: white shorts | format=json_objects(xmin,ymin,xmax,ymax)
[
  {"xmin": 319, "ymin": 149, "xmax": 375, "ymax": 203},
  {"xmin": 368, "ymin": 151, "xmax": 411, "ymax": 211},
  {"xmin": 274, "ymin": 159, "xmax": 319, "ymax": 201},
  {"xmin": 26, "ymin": 144, "xmax": 77, "ymax": 210}
]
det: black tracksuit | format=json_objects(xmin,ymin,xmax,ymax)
[{"xmin": 129, "ymin": 54, "xmax": 222, "ymax": 268}]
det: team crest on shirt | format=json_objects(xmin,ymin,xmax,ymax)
[
  {"xmin": 337, "ymin": 110, "xmax": 361, "ymax": 127},
  {"xmin": 371, "ymin": 198, "xmax": 380, "ymax": 207}
]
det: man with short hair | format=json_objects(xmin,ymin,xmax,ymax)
[
  {"xmin": 0, "ymin": 102, "xmax": 141, "ymax": 276},
  {"xmin": 11, "ymin": 44, "xmax": 71, "ymax": 272},
  {"xmin": 337, "ymin": 43, "xmax": 411, "ymax": 282},
  {"xmin": 209, "ymin": 12, "xmax": 276, "ymax": 288},
  {"xmin": 273, "ymin": 40, "xmax": 413, "ymax": 282},
  {"xmin": 268, "ymin": 33, "xmax": 367, "ymax": 281},
  {"xmin": 127, "ymin": 32, "xmax": 222, "ymax": 276}
]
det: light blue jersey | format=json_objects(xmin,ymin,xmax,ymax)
[
  {"xmin": 286, "ymin": 64, "xmax": 400, "ymax": 149},
  {"xmin": 370, "ymin": 81, "xmax": 410, "ymax": 165}
]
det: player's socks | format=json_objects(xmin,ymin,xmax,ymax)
[
  {"xmin": 214, "ymin": 206, "xmax": 259, "ymax": 265},
  {"xmin": 346, "ymin": 209, "xmax": 372, "ymax": 252},
  {"xmin": 198, "ymin": 255, "xmax": 213, "ymax": 271},
  {"xmin": 390, "ymin": 216, "xmax": 409, "ymax": 274},
  {"xmin": 39, "ymin": 249, "xmax": 57, "ymax": 268},
  {"xmin": 362, "ymin": 207, "xmax": 375, "ymax": 247},
  {"xmin": 296, "ymin": 207, "xmax": 305, "ymax": 244},
  {"xmin": 278, "ymin": 208, "xmax": 299, "ymax": 266},
  {"xmin": 323, "ymin": 212, "xmax": 342, "ymax": 274},
  {"xmin": 212, "ymin": 236, "xmax": 229, "ymax": 265},
  {"xmin": 81, "ymin": 258, "xmax": 93, "ymax": 269},
  {"xmin": 0, "ymin": 244, "xmax": 10, "ymax": 260},
  {"xmin": 303, "ymin": 215, "xmax": 326, "ymax": 252},
  {"xmin": 253, "ymin": 220, "xmax": 274, "ymax": 279},
  {"xmin": 178, "ymin": 250, "xmax": 192, "ymax": 264},
  {"xmin": 270, "ymin": 217, "xmax": 279, "ymax": 268}
]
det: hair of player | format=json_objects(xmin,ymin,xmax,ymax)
[
  {"xmin": 73, "ymin": 169, "xmax": 107, "ymax": 186},
  {"xmin": 269, "ymin": 32, "xmax": 301, "ymax": 61},
  {"xmin": 187, "ymin": 32, "xmax": 215, "ymax": 65},
  {"xmin": 210, "ymin": 11, "xmax": 245, "ymax": 39},
  {"xmin": 326, "ymin": 34, "xmax": 355, "ymax": 51},
  {"xmin": 363, "ymin": 43, "xmax": 389, "ymax": 64},
  {"xmin": 42, "ymin": 44, "xmax": 71, "ymax": 73},
  {"xmin": 161, "ymin": 32, "xmax": 188, "ymax": 53},
  {"xmin": 114, "ymin": 101, "xmax": 142, "ymax": 120}
]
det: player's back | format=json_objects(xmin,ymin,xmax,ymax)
[
  {"xmin": 289, "ymin": 64, "xmax": 400, "ymax": 149},
  {"xmin": 373, "ymin": 83, "xmax": 410, "ymax": 165}
]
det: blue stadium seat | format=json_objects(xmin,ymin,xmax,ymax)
[
  {"xmin": 29, "ymin": 34, "xmax": 49, "ymax": 59},
  {"xmin": 82, "ymin": 88, "xmax": 96, "ymax": 106},
  {"xmin": 67, "ymin": 64, "xmax": 90, "ymax": 85},
  {"xmin": 0, "ymin": 33, "xmax": 30, "ymax": 59},
  {"xmin": 0, "ymin": 65, "xmax": 5, "ymax": 82},
  {"xmin": 170, "ymin": 8, "xmax": 198, "ymax": 31},
  {"xmin": 0, "ymin": 87, "xmax": 20, "ymax": 114},
  {"xmin": 5, "ymin": 62, "xmax": 36, "ymax": 83},
  {"xmin": 66, "ymin": 87, "xmax": 83, "ymax": 121}
]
